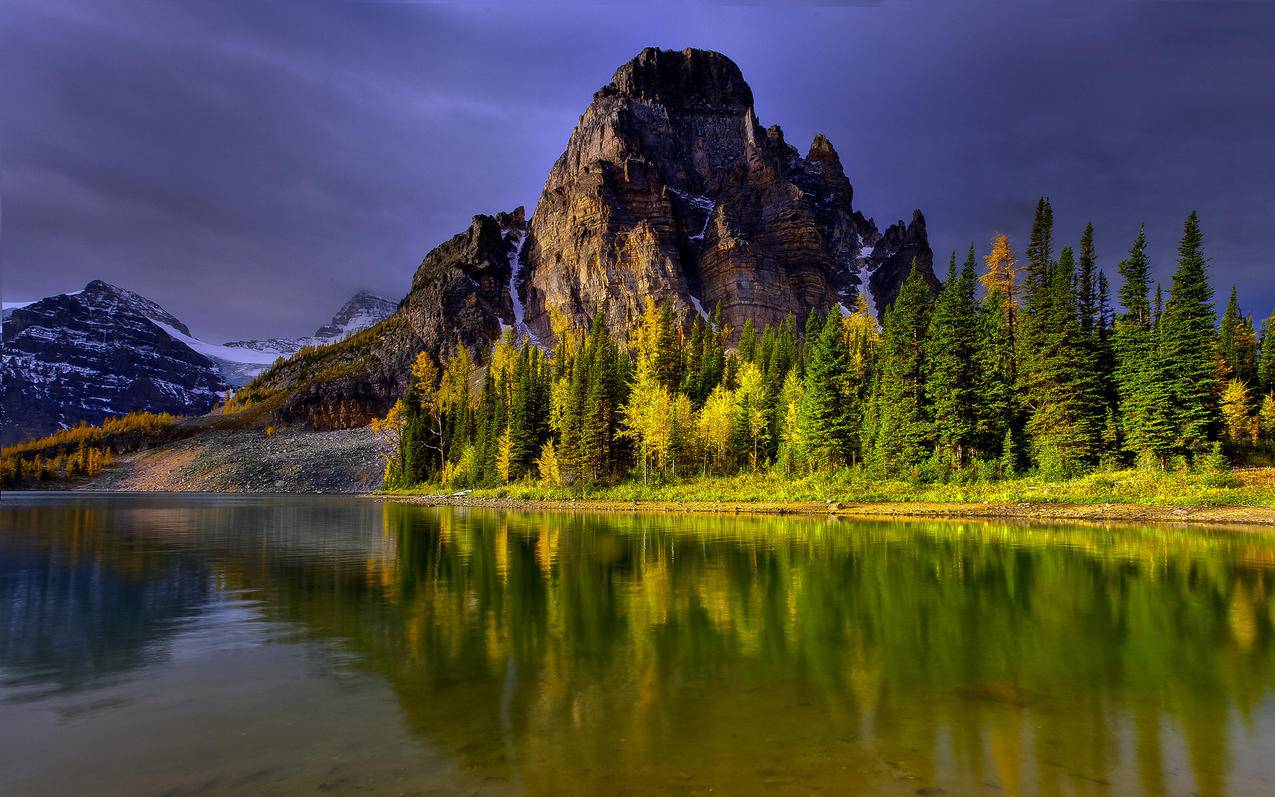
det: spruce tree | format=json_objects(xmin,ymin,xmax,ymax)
[
  {"xmin": 1020, "ymin": 198, "xmax": 1055, "ymax": 381},
  {"xmin": 1025, "ymin": 245, "xmax": 1090, "ymax": 474},
  {"xmin": 1159, "ymin": 211, "xmax": 1219, "ymax": 452},
  {"xmin": 738, "ymin": 318, "xmax": 757, "ymax": 363},
  {"xmin": 925, "ymin": 252, "xmax": 979, "ymax": 467},
  {"xmin": 1077, "ymin": 222, "xmax": 1098, "ymax": 337},
  {"xmin": 1074, "ymin": 224, "xmax": 1109, "ymax": 458},
  {"xmin": 1024, "ymin": 197, "xmax": 1055, "ymax": 305},
  {"xmin": 872, "ymin": 263, "xmax": 935, "ymax": 472},
  {"xmin": 796, "ymin": 312, "xmax": 854, "ymax": 469},
  {"xmin": 1112, "ymin": 226, "xmax": 1175, "ymax": 461},
  {"xmin": 973, "ymin": 244, "xmax": 1018, "ymax": 457},
  {"xmin": 1259, "ymin": 311, "xmax": 1275, "ymax": 397},
  {"xmin": 1218, "ymin": 287, "xmax": 1258, "ymax": 385}
]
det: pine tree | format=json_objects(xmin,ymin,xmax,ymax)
[
  {"xmin": 1159, "ymin": 211, "xmax": 1220, "ymax": 453},
  {"xmin": 797, "ymin": 312, "xmax": 854, "ymax": 469},
  {"xmin": 1218, "ymin": 287, "xmax": 1258, "ymax": 385},
  {"xmin": 925, "ymin": 252, "xmax": 979, "ymax": 467},
  {"xmin": 738, "ymin": 318, "xmax": 757, "ymax": 363},
  {"xmin": 1112, "ymin": 226, "xmax": 1175, "ymax": 461},
  {"xmin": 1077, "ymin": 222, "xmax": 1098, "ymax": 337},
  {"xmin": 1260, "ymin": 311, "xmax": 1275, "ymax": 397},
  {"xmin": 974, "ymin": 240, "xmax": 1019, "ymax": 457},
  {"xmin": 1025, "ymin": 245, "xmax": 1091, "ymax": 475},
  {"xmin": 1020, "ymin": 198, "xmax": 1054, "ymax": 382},
  {"xmin": 872, "ymin": 263, "xmax": 935, "ymax": 472}
]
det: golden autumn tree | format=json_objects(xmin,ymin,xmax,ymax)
[
  {"xmin": 981, "ymin": 233, "xmax": 1022, "ymax": 304},
  {"xmin": 370, "ymin": 400, "xmax": 406, "ymax": 483},
  {"xmin": 410, "ymin": 351, "xmax": 448, "ymax": 474},
  {"xmin": 535, "ymin": 439, "xmax": 563, "ymax": 487},
  {"xmin": 1219, "ymin": 379, "xmax": 1251, "ymax": 444}
]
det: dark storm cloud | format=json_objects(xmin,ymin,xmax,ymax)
[{"xmin": 3, "ymin": 1, "xmax": 1273, "ymax": 341}]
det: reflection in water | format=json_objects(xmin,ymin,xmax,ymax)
[{"xmin": 2, "ymin": 494, "xmax": 1274, "ymax": 795}]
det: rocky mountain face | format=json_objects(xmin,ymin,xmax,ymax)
[
  {"xmin": 225, "ymin": 291, "xmax": 397, "ymax": 358},
  {"xmin": 1, "ymin": 282, "xmax": 395, "ymax": 444},
  {"xmin": 6, "ymin": 48, "xmax": 937, "ymax": 439},
  {"xmin": 1, "ymin": 280, "xmax": 227, "ymax": 445},
  {"xmin": 519, "ymin": 47, "xmax": 937, "ymax": 341},
  {"xmin": 313, "ymin": 291, "xmax": 397, "ymax": 340},
  {"xmin": 245, "ymin": 210, "xmax": 526, "ymax": 429},
  {"xmin": 239, "ymin": 47, "xmax": 939, "ymax": 430},
  {"xmin": 216, "ymin": 290, "xmax": 396, "ymax": 385}
]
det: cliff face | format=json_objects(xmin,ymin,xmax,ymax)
[
  {"xmin": 231, "ymin": 47, "xmax": 939, "ymax": 430},
  {"xmin": 520, "ymin": 47, "xmax": 935, "ymax": 342},
  {"xmin": 865, "ymin": 210, "xmax": 940, "ymax": 313},
  {"xmin": 247, "ymin": 210, "xmax": 526, "ymax": 428}
]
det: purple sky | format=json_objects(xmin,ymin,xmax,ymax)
[{"xmin": 3, "ymin": 1, "xmax": 1273, "ymax": 342}]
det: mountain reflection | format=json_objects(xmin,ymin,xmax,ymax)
[{"xmin": 2, "ymin": 496, "xmax": 1274, "ymax": 794}]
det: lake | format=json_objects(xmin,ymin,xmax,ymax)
[{"xmin": 1, "ymin": 493, "xmax": 1274, "ymax": 795}]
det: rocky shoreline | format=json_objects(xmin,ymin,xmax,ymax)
[{"xmin": 387, "ymin": 493, "xmax": 1275, "ymax": 529}]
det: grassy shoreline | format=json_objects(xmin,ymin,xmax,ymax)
[{"xmin": 382, "ymin": 467, "xmax": 1275, "ymax": 527}]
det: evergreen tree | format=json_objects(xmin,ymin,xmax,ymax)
[
  {"xmin": 1024, "ymin": 246, "xmax": 1091, "ymax": 474},
  {"xmin": 974, "ymin": 241, "xmax": 1019, "ymax": 457},
  {"xmin": 1077, "ymin": 222, "xmax": 1098, "ymax": 337},
  {"xmin": 1020, "ymin": 198, "xmax": 1055, "ymax": 379},
  {"xmin": 1073, "ymin": 224, "xmax": 1110, "ymax": 458},
  {"xmin": 872, "ymin": 263, "xmax": 935, "ymax": 472},
  {"xmin": 1159, "ymin": 211, "xmax": 1219, "ymax": 452},
  {"xmin": 738, "ymin": 318, "xmax": 757, "ymax": 363},
  {"xmin": 1218, "ymin": 287, "xmax": 1258, "ymax": 384},
  {"xmin": 925, "ymin": 252, "xmax": 979, "ymax": 467},
  {"xmin": 1025, "ymin": 197, "xmax": 1055, "ymax": 293},
  {"xmin": 1259, "ymin": 311, "xmax": 1275, "ymax": 397},
  {"xmin": 1112, "ymin": 226, "xmax": 1174, "ymax": 461},
  {"xmin": 797, "ymin": 312, "xmax": 854, "ymax": 469}
]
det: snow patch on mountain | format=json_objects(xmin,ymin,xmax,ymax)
[
  {"xmin": 215, "ymin": 291, "xmax": 395, "ymax": 384},
  {"xmin": 2, "ymin": 281, "xmax": 398, "ymax": 443}
]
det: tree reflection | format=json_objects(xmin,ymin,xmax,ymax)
[{"xmin": 3, "ymin": 498, "xmax": 1273, "ymax": 794}]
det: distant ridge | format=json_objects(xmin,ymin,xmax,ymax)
[{"xmin": 1, "ymin": 282, "xmax": 393, "ymax": 443}]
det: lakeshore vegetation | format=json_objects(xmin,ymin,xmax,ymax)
[
  {"xmin": 0, "ymin": 410, "xmax": 178, "ymax": 486},
  {"xmin": 378, "ymin": 205, "xmax": 1275, "ymax": 502}
]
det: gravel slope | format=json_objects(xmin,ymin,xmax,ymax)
[{"xmin": 83, "ymin": 426, "xmax": 384, "ymax": 493}]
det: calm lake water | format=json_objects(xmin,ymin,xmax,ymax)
[{"xmin": 2, "ymin": 494, "xmax": 1274, "ymax": 795}]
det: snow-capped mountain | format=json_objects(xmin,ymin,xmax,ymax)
[
  {"xmin": 215, "ymin": 291, "xmax": 396, "ymax": 384},
  {"xmin": 222, "ymin": 291, "xmax": 395, "ymax": 355},
  {"xmin": 1, "ymin": 281, "xmax": 227, "ymax": 445},
  {"xmin": 1, "ymin": 281, "xmax": 394, "ymax": 445},
  {"xmin": 312, "ymin": 291, "xmax": 396, "ymax": 340}
]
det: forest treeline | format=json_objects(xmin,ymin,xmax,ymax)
[
  {"xmin": 378, "ymin": 205, "xmax": 1274, "ymax": 489},
  {"xmin": 0, "ymin": 410, "xmax": 179, "ymax": 486}
]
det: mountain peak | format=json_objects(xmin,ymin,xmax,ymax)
[
  {"xmin": 606, "ymin": 47, "xmax": 753, "ymax": 113},
  {"xmin": 313, "ymin": 291, "xmax": 395, "ymax": 340},
  {"xmin": 79, "ymin": 279, "xmax": 193, "ymax": 337}
]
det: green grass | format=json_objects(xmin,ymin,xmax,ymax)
[{"xmin": 383, "ymin": 467, "xmax": 1275, "ymax": 509}]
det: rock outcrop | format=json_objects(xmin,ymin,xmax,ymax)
[
  {"xmin": 186, "ymin": 47, "xmax": 941, "ymax": 431},
  {"xmin": 864, "ymin": 210, "xmax": 940, "ymax": 313},
  {"xmin": 244, "ymin": 210, "xmax": 527, "ymax": 428},
  {"xmin": 519, "ymin": 47, "xmax": 937, "ymax": 342}
]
